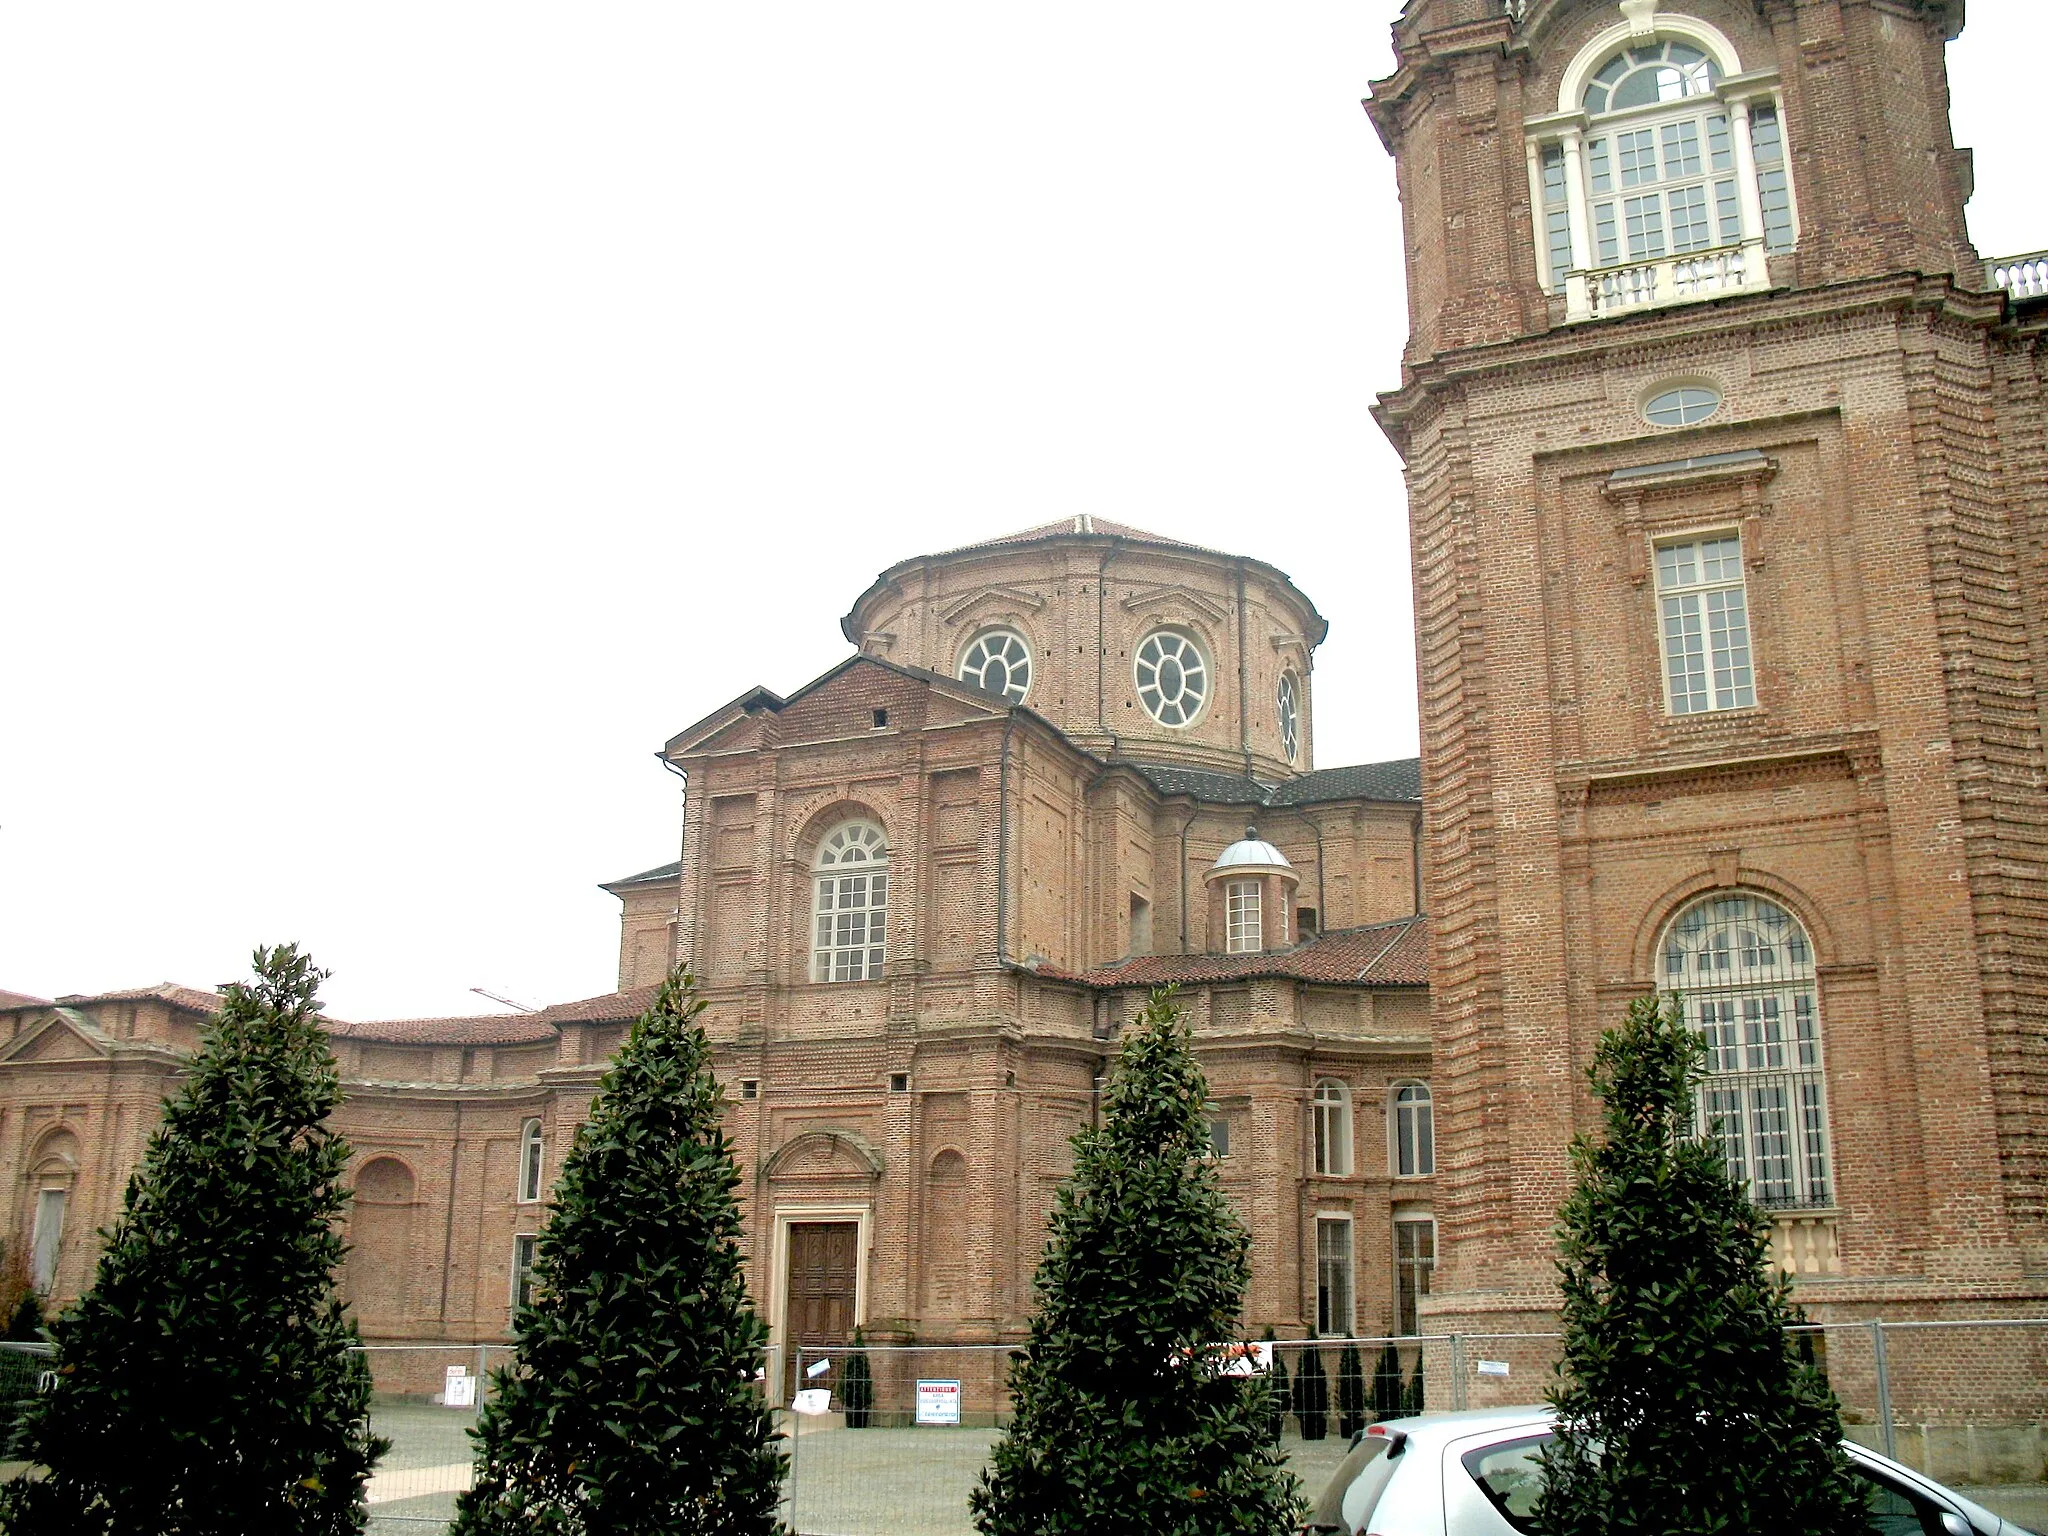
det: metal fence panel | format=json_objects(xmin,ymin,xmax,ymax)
[{"xmin": 361, "ymin": 1344, "xmax": 512, "ymax": 1534}]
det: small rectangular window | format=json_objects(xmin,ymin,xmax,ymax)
[
  {"xmin": 1316, "ymin": 1217, "xmax": 1354, "ymax": 1336},
  {"xmin": 871, "ymin": 709, "xmax": 888, "ymax": 729},
  {"xmin": 1206, "ymin": 1117, "xmax": 1231, "ymax": 1158},
  {"xmin": 512, "ymin": 1234, "xmax": 539, "ymax": 1313},
  {"xmin": 740, "ymin": 1078, "xmax": 760, "ymax": 1101},
  {"xmin": 1655, "ymin": 534, "xmax": 1756, "ymax": 714},
  {"xmin": 1225, "ymin": 880, "xmax": 1262, "ymax": 953},
  {"xmin": 1394, "ymin": 1217, "xmax": 1435, "ymax": 1337},
  {"xmin": 889, "ymin": 1072, "xmax": 910, "ymax": 1094}
]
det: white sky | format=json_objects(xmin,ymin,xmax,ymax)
[{"xmin": 2, "ymin": 5, "xmax": 2035, "ymax": 1021}]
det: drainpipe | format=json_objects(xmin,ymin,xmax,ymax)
[
  {"xmin": 660, "ymin": 757, "xmax": 689, "ymax": 971},
  {"xmin": 1177, "ymin": 802, "xmax": 1200, "ymax": 954},
  {"xmin": 1236, "ymin": 560, "xmax": 1253, "ymax": 777},
  {"xmin": 997, "ymin": 714, "xmax": 1016, "ymax": 966},
  {"xmin": 1411, "ymin": 807, "xmax": 1424, "ymax": 916},
  {"xmin": 437, "ymin": 1097, "xmax": 464, "ymax": 1339},
  {"xmin": 1096, "ymin": 539, "xmax": 1126, "ymax": 756},
  {"xmin": 1312, "ymin": 814, "xmax": 1327, "ymax": 938}
]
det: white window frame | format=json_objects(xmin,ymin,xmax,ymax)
[
  {"xmin": 1392, "ymin": 1082, "xmax": 1435, "ymax": 1178},
  {"xmin": 1133, "ymin": 629, "xmax": 1210, "ymax": 729},
  {"xmin": 958, "ymin": 628, "xmax": 1033, "ymax": 704},
  {"xmin": 1527, "ymin": 20, "xmax": 1797, "ymax": 320},
  {"xmin": 1226, "ymin": 880, "xmax": 1262, "ymax": 953},
  {"xmin": 1661, "ymin": 891, "xmax": 1835, "ymax": 1211},
  {"xmin": 1312, "ymin": 1078, "xmax": 1353, "ymax": 1178},
  {"xmin": 1277, "ymin": 671, "xmax": 1301, "ymax": 762},
  {"xmin": 811, "ymin": 821, "xmax": 889, "ymax": 983},
  {"xmin": 1315, "ymin": 1214, "xmax": 1355, "ymax": 1337},
  {"xmin": 518, "ymin": 1118, "xmax": 545, "ymax": 1205},
  {"xmin": 1654, "ymin": 530, "xmax": 1756, "ymax": 715},
  {"xmin": 1393, "ymin": 1212, "xmax": 1436, "ymax": 1337}
]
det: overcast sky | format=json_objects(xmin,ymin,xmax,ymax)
[{"xmin": 2, "ymin": 5, "xmax": 2033, "ymax": 1021}]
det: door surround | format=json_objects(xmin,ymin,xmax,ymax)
[{"xmin": 767, "ymin": 1203, "xmax": 871, "ymax": 1402}]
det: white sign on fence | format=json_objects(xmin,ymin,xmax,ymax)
[
  {"xmin": 792, "ymin": 1388, "xmax": 833, "ymax": 1416},
  {"xmin": 443, "ymin": 1365, "xmax": 477, "ymax": 1408},
  {"xmin": 805, "ymin": 1357, "xmax": 833, "ymax": 1378},
  {"xmin": 915, "ymin": 1379, "xmax": 962, "ymax": 1426},
  {"xmin": 1476, "ymin": 1359, "xmax": 1511, "ymax": 1379}
]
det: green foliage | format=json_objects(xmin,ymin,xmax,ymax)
[
  {"xmin": 1533, "ymin": 994, "xmax": 1869, "ymax": 1536},
  {"xmin": 841, "ymin": 1332, "xmax": 874, "ymax": 1430},
  {"xmin": 1334, "ymin": 1343, "xmax": 1365, "ymax": 1441},
  {"xmin": 0, "ymin": 944, "xmax": 384, "ymax": 1536},
  {"xmin": 1263, "ymin": 1329, "xmax": 1287, "ymax": 1447},
  {"xmin": 453, "ymin": 972, "xmax": 786, "ymax": 1536},
  {"xmin": 3, "ymin": 1292, "xmax": 42, "ymax": 1345},
  {"xmin": 970, "ymin": 990, "xmax": 1301, "ymax": 1535},
  {"xmin": 1369, "ymin": 1343, "xmax": 1405, "ymax": 1422},
  {"xmin": 1401, "ymin": 1352, "xmax": 1424, "ymax": 1417},
  {"xmin": 1291, "ymin": 1333, "xmax": 1328, "ymax": 1441}
]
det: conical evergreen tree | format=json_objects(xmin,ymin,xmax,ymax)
[
  {"xmin": 841, "ymin": 1331, "xmax": 874, "ymax": 1429},
  {"xmin": 1369, "ymin": 1343, "xmax": 1404, "ymax": 1421},
  {"xmin": 970, "ymin": 990, "xmax": 1300, "ymax": 1535},
  {"xmin": 1334, "ymin": 1342, "xmax": 1365, "ymax": 1441},
  {"xmin": 1533, "ymin": 994, "xmax": 1868, "ymax": 1536},
  {"xmin": 453, "ymin": 972, "xmax": 785, "ymax": 1536},
  {"xmin": 1401, "ymin": 1352, "xmax": 1424, "ymax": 1416},
  {"xmin": 0, "ymin": 944, "xmax": 383, "ymax": 1536},
  {"xmin": 1262, "ymin": 1328, "xmax": 1287, "ymax": 1447},
  {"xmin": 1291, "ymin": 1331, "xmax": 1329, "ymax": 1441}
]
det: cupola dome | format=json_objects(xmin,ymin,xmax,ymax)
[{"xmin": 1207, "ymin": 826, "xmax": 1295, "ymax": 881}]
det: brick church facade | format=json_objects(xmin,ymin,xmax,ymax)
[{"xmin": 3, "ymin": 0, "xmax": 2045, "ymax": 1382}]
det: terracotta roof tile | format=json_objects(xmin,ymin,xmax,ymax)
[
  {"xmin": 52, "ymin": 983, "xmax": 225, "ymax": 1014},
  {"xmin": 0, "ymin": 990, "xmax": 51, "ymax": 1010},
  {"xmin": 1043, "ymin": 916, "xmax": 1429, "ymax": 990},
  {"xmin": 327, "ymin": 1013, "xmax": 559, "ymax": 1046},
  {"xmin": 537, "ymin": 984, "xmax": 660, "ymax": 1024}
]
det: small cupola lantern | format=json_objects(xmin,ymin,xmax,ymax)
[{"xmin": 1203, "ymin": 826, "xmax": 1300, "ymax": 954}]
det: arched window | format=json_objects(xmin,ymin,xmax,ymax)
[
  {"xmin": 959, "ymin": 629, "xmax": 1032, "ymax": 704},
  {"xmin": 1392, "ymin": 1083, "xmax": 1434, "ymax": 1178},
  {"xmin": 1528, "ymin": 27, "xmax": 1795, "ymax": 318},
  {"xmin": 1277, "ymin": 672, "xmax": 1301, "ymax": 763},
  {"xmin": 518, "ymin": 1119, "xmax": 545, "ymax": 1204},
  {"xmin": 1312, "ymin": 1078, "xmax": 1352, "ymax": 1177},
  {"xmin": 1225, "ymin": 880, "xmax": 1262, "ymax": 953},
  {"xmin": 812, "ymin": 820, "xmax": 889, "ymax": 982},
  {"xmin": 1661, "ymin": 892, "xmax": 1833, "ymax": 1210}
]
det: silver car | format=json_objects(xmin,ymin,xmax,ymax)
[{"xmin": 1304, "ymin": 1407, "xmax": 2040, "ymax": 1536}]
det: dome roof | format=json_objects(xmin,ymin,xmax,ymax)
[{"xmin": 1207, "ymin": 826, "xmax": 1297, "ymax": 880}]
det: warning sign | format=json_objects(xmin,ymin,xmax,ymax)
[{"xmin": 915, "ymin": 1379, "xmax": 962, "ymax": 1426}]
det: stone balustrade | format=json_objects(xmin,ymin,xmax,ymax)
[
  {"xmin": 1989, "ymin": 251, "xmax": 2048, "ymax": 301},
  {"xmin": 1565, "ymin": 239, "xmax": 1772, "ymax": 321},
  {"xmin": 1772, "ymin": 1211, "xmax": 1842, "ymax": 1276}
]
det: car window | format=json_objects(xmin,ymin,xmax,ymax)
[
  {"xmin": 1460, "ymin": 1435, "xmax": 1553, "ymax": 1534},
  {"xmin": 1852, "ymin": 1463, "xmax": 1956, "ymax": 1536},
  {"xmin": 1305, "ymin": 1433, "xmax": 1392, "ymax": 1533}
]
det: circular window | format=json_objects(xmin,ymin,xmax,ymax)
[
  {"xmin": 1134, "ymin": 630, "xmax": 1208, "ymax": 728},
  {"xmin": 1644, "ymin": 385, "xmax": 1722, "ymax": 427},
  {"xmin": 1583, "ymin": 41, "xmax": 1720, "ymax": 115},
  {"xmin": 1277, "ymin": 672, "xmax": 1300, "ymax": 762},
  {"xmin": 958, "ymin": 629, "xmax": 1032, "ymax": 704}
]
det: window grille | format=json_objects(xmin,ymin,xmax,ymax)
[
  {"xmin": 1135, "ymin": 630, "xmax": 1208, "ymax": 727},
  {"xmin": 1394, "ymin": 1217, "xmax": 1435, "ymax": 1336},
  {"xmin": 958, "ymin": 629, "xmax": 1032, "ymax": 703},
  {"xmin": 1656, "ymin": 534, "xmax": 1755, "ymax": 714},
  {"xmin": 1662, "ymin": 892, "xmax": 1834, "ymax": 1209},
  {"xmin": 1277, "ymin": 672, "xmax": 1302, "ymax": 762},
  {"xmin": 1316, "ymin": 1217, "xmax": 1354, "ymax": 1336}
]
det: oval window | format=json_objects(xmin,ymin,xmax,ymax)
[
  {"xmin": 1644, "ymin": 385, "xmax": 1721, "ymax": 427},
  {"xmin": 958, "ymin": 629, "xmax": 1032, "ymax": 704},
  {"xmin": 1134, "ymin": 630, "xmax": 1208, "ymax": 728},
  {"xmin": 1277, "ymin": 672, "xmax": 1301, "ymax": 762}
]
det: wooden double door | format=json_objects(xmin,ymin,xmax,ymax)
[{"xmin": 785, "ymin": 1221, "xmax": 858, "ymax": 1395}]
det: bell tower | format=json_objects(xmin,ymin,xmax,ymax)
[{"xmin": 1369, "ymin": 0, "xmax": 2048, "ymax": 1348}]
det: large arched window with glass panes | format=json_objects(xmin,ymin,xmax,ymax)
[
  {"xmin": 1660, "ymin": 892, "xmax": 1834, "ymax": 1210},
  {"xmin": 1528, "ymin": 21, "xmax": 1796, "ymax": 320},
  {"xmin": 812, "ymin": 820, "xmax": 889, "ymax": 982}
]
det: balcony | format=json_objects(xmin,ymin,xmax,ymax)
[
  {"xmin": 1564, "ymin": 238, "xmax": 1772, "ymax": 322},
  {"xmin": 1772, "ymin": 1211, "xmax": 1842, "ymax": 1277},
  {"xmin": 1989, "ymin": 250, "xmax": 2048, "ymax": 301}
]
